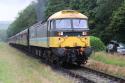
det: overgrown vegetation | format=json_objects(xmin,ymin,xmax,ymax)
[
  {"xmin": 7, "ymin": 0, "xmax": 125, "ymax": 43},
  {"xmin": 91, "ymin": 52, "xmax": 125, "ymax": 67},
  {"xmin": 88, "ymin": 52, "xmax": 125, "ymax": 77},
  {"xmin": 86, "ymin": 52, "xmax": 125, "ymax": 78},
  {"xmin": 90, "ymin": 36, "xmax": 105, "ymax": 51}
]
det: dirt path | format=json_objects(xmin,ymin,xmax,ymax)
[{"xmin": 0, "ymin": 43, "xmax": 72, "ymax": 83}]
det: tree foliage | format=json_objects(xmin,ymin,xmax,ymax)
[
  {"xmin": 108, "ymin": 2, "xmax": 125, "ymax": 42},
  {"xmin": 7, "ymin": 0, "xmax": 125, "ymax": 44},
  {"xmin": 90, "ymin": 36, "xmax": 106, "ymax": 51},
  {"xmin": 0, "ymin": 29, "xmax": 7, "ymax": 41},
  {"xmin": 45, "ymin": 0, "xmax": 68, "ymax": 19},
  {"xmin": 7, "ymin": 2, "xmax": 37, "ymax": 37}
]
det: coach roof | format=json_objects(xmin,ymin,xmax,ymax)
[{"xmin": 48, "ymin": 10, "xmax": 88, "ymax": 20}]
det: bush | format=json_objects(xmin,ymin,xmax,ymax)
[{"xmin": 90, "ymin": 36, "xmax": 106, "ymax": 51}]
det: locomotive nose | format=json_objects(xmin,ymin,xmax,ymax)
[{"xmin": 59, "ymin": 37, "xmax": 90, "ymax": 47}]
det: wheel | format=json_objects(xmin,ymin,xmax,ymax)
[{"xmin": 76, "ymin": 61, "xmax": 82, "ymax": 66}]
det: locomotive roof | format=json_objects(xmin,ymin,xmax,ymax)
[{"xmin": 48, "ymin": 10, "xmax": 88, "ymax": 20}]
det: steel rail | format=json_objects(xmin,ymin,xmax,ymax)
[
  {"xmin": 60, "ymin": 68, "xmax": 95, "ymax": 83},
  {"xmin": 80, "ymin": 66, "xmax": 125, "ymax": 83}
]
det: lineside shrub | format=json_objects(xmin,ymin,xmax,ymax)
[{"xmin": 90, "ymin": 36, "xmax": 106, "ymax": 51}]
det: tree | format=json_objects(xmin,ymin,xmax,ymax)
[
  {"xmin": 90, "ymin": 0, "xmax": 124, "ymax": 43},
  {"xmin": 7, "ymin": 2, "xmax": 37, "ymax": 37},
  {"xmin": 45, "ymin": 0, "xmax": 67, "ymax": 19},
  {"xmin": 0, "ymin": 29, "xmax": 7, "ymax": 41},
  {"xmin": 108, "ymin": 2, "xmax": 125, "ymax": 42}
]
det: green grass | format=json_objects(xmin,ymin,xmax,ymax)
[
  {"xmin": 91, "ymin": 52, "xmax": 125, "ymax": 67},
  {"xmin": 0, "ymin": 60, "xmax": 14, "ymax": 83},
  {"xmin": 0, "ymin": 43, "xmax": 72, "ymax": 83},
  {"xmin": 88, "ymin": 52, "xmax": 125, "ymax": 78}
]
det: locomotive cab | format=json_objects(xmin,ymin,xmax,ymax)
[{"xmin": 49, "ymin": 18, "xmax": 89, "ymax": 37}]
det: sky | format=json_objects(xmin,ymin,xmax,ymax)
[{"xmin": 0, "ymin": 0, "xmax": 35, "ymax": 22}]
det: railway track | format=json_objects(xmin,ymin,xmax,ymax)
[
  {"xmin": 52, "ymin": 64, "xmax": 125, "ymax": 83},
  {"xmin": 56, "ymin": 67, "xmax": 95, "ymax": 83},
  {"xmin": 65, "ymin": 66, "xmax": 125, "ymax": 83},
  {"xmin": 12, "ymin": 46, "xmax": 125, "ymax": 83},
  {"xmin": 80, "ymin": 66, "xmax": 125, "ymax": 83}
]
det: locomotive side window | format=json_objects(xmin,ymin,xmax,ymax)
[
  {"xmin": 47, "ymin": 21, "xmax": 52, "ymax": 31},
  {"xmin": 50, "ymin": 20, "xmax": 54, "ymax": 29}
]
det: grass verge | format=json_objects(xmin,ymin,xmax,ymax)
[
  {"xmin": 86, "ymin": 52, "xmax": 125, "ymax": 78},
  {"xmin": 91, "ymin": 52, "xmax": 125, "ymax": 67},
  {"xmin": 0, "ymin": 43, "xmax": 73, "ymax": 83}
]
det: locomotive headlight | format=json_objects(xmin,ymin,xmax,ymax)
[
  {"xmin": 57, "ymin": 32, "xmax": 63, "ymax": 36},
  {"xmin": 82, "ymin": 32, "xmax": 88, "ymax": 36}
]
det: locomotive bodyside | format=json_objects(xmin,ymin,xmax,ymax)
[{"xmin": 29, "ymin": 22, "xmax": 48, "ymax": 47}]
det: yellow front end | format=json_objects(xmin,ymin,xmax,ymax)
[{"xmin": 49, "ymin": 36, "xmax": 90, "ymax": 48}]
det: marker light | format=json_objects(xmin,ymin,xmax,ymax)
[
  {"xmin": 57, "ymin": 32, "xmax": 63, "ymax": 36},
  {"xmin": 82, "ymin": 32, "xmax": 88, "ymax": 36}
]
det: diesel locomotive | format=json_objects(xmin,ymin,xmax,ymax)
[{"xmin": 8, "ymin": 10, "xmax": 92, "ymax": 65}]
